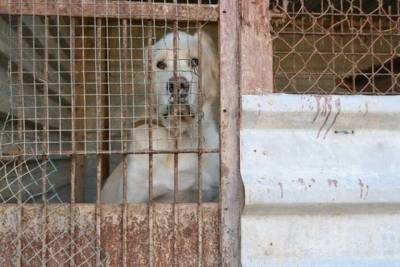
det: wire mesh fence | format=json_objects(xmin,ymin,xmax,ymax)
[
  {"xmin": 0, "ymin": 0, "xmax": 221, "ymax": 265},
  {"xmin": 271, "ymin": 0, "xmax": 400, "ymax": 95}
]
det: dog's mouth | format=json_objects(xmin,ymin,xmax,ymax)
[{"xmin": 162, "ymin": 104, "xmax": 195, "ymax": 121}]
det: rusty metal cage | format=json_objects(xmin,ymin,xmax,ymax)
[
  {"xmin": 271, "ymin": 0, "xmax": 400, "ymax": 95},
  {"xmin": 0, "ymin": 0, "xmax": 241, "ymax": 266}
]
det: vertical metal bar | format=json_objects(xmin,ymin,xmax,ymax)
[
  {"xmin": 95, "ymin": 17, "xmax": 103, "ymax": 266},
  {"xmin": 196, "ymin": 9, "xmax": 203, "ymax": 266},
  {"xmin": 219, "ymin": 0, "xmax": 241, "ymax": 266},
  {"xmin": 145, "ymin": 3, "xmax": 154, "ymax": 266},
  {"xmin": 240, "ymin": 0, "xmax": 273, "ymax": 94},
  {"xmin": 121, "ymin": 18, "xmax": 129, "ymax": 267},
  {"xmin": 69, "ymin": 15, "xmax": 76, "ymax": 267},
  {"xmin": 41, "ymin": 15, "xmax": 50, "ymax": 266},
  {"xmin": 16, "ymin": 15, "xmax": 24, "ymax": 267},
  {"xmin": 172, "ymin": 7, "xmax": 179, "ymax": 267},
  {"xmin": 146, "ymin": 15, "xmax": 154, "ymax": 267}
]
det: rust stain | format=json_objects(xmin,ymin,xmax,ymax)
[
  {"xmin": 278, "ymin": 182, "xmax": 283, "ymax": 198},
  {"xmin": 298, "ymin": 178, "xmax": 308, "ymax": 191},
  {"xmin": 364, "ymin": 185, "xmax": 369, "ymax": 200},
  {"xmin": 312, "ymin": 95, "xmax": 321, "ymax": 123},
  {"xmin": 0, "ymin": 204, "xmax": 220, "ymax": 266},
  {"xmin": 101, "ymin": 205, "xmax": 123, "ymax": 266},
  {"xmin": 323, "ymin": 98, "xmax": 341, "ymax": 139},
  {"xmin": 317, "ymin": 96, "xmax": 332, "ymax": 139},
  {"xmin": 358, "ymin": 179, "xmax": 364, "ymax": 199},
  {"xmin": 0, "ymin": 205, "xmax": 19, "ymax": 266},
  {"xmin": 126, "ymin": 205, "xmax": 149, "ymax": 266},
  {"xmin": 364, "ymin": 102, "xmax": 369, "ymax": 117},
  {"xmin": 327, "ymin": 179, "xmax": 338, "ymax": 188}
]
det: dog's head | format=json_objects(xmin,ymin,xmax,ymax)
[{"xmin": 148, "ymin": 31, "xmax": 218, "ymax": 131}]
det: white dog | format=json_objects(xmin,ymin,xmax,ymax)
[{"xmin": 101, "ymin": 31, "xmax": 219, "ymax": 203}]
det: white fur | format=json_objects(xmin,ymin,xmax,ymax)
[{"xmin": 101, "ymin": 31, "xmax": 219, "ymax": 203}]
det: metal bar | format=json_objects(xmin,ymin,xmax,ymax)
[
  {"xmin": 196, "ymin": 9, "xmax": 203, "ymax": 266},
  {"xmin": 172, "ymin": 6, "xmax": 179, "ymax": 266},
  {"xmin": 69, "ymin": 15, "xmax": 76, "ymax": 267},
  {"xmin": 219, "ymin": 0, "xmax": 241, "ymax": 266},
  {"xmin": 241, "ymin": 0, "xmax": 273, "ymax": 94},
  {"xmin": 1, "ymin": 1, "xmax": 219, "ymax": 21},
  {"xmin": 95, "ymin": 17, "xmax": 103, "ymax": 266},
  {"xmin": 41, "ymin": 14, "xmax": 49, "ymax": 266},
  {"xmin": 146, "ymin": 16, "xmax": 154, "ymax": 267},
  {"xmin": 121, "ymin": 17, "xmax": 129, "ymax": 267},
  {"xmin": 16, "ymin": 15, "xmax": 23, "ymax": 267},
  {"xmin": 14, "ymin": 148, "xmax": 220, "ymax": 157}
]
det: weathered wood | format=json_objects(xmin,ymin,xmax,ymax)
[
  {"xmin": 219, "ymin": 0, "xmax": 241, "ymax": 266},
  {"xmin": 241, "ymin": 0, "xmax": 274, "ymax": 94},
  {"xmin": 0, "ymin": 0, "xmax": 219, "ymax": 22}
]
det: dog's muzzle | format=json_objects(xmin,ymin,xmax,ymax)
[
  {"xmin": 167, "ymin": 76, "xmax": 190, "ymax": 104},
  {"xmin": 163, "ymin": 76, "xmax": 195, "ymax": 119}
]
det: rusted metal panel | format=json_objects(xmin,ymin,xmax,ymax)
[
  {"xmin": 175, "ymin": 204, "xmax": 199, "ymax": 266},
  {"xmin": 153, "ymin": 203, "xmax": 174, "ymax": 266},
  {"xmin": 101, "ymin": 205, "xmax": 122, "ymax": 266},
  {"xmin": 46, "ymin": 205, "xmax": 70, "ymax": 267},
  {"xmin": 72, "ymin": 204, "xmax": 97, "ymax": 266},
  {"xmin": 240, "ymin": 0, "xmax": 273, "ymax": 94},
  {"xmin": 126, "ymin": 205, "xmax": 149, "ymax": 266},
  {"xmin": 21, "ymin": 205, "xmax": 42, "ymax": 266},
  {"xmin": 0, "ymin": 203, "xmax": 220, "ymax": 265},
  {"xmin": 0, "ymin": 205, "xmax": 19, "ymax": 266},
  {"xmin": 0, "ymin": 0, "xmax": 219, "ymax": 22},
  {"xmin": 202, "ymin": 203, "xmax": 220, "ymax": 266},
  {"xmin": 219, "ymin": 0, "xmax": 241, "ymax": 266}
]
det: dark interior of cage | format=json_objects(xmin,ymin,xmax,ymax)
[
  {"xmin": 0, "ymin": 15, "xmax": 218, "ymax": 203},
  {"xmin": 272, "ymin": 0, "xmax": 400, "ymax": 94}
]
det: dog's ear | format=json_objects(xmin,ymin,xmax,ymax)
[{"xmin": 194, "ymin": 31, "xmax": 219, "ymax": 101}]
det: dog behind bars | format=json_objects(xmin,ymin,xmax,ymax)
[{"xmin": 101, "ymin": 31, "xmax": 219, "ymax": 203}]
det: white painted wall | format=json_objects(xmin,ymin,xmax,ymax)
[{"xmin": 241, "ymin": 94, "xmax": 400, "ymax": 267}]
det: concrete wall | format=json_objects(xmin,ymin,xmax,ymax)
[{"xmin": 241, "ymin": 94, "xmax": 400, "ymax": 266}]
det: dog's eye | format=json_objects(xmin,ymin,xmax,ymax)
[
  {"xmin": 190, "ymin": 58, "xmax": 199, "ymax": 68},
  {"xmin": 157, "ymin": 61, "xmax": 167, "ymax": 70}
]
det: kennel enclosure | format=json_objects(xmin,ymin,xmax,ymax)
[{"xmin": 0, "ymin": 0, "xmax": 241, "ymax": 266}]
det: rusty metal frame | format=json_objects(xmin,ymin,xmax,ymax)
[
  {"xmin": 219, "ymin": 0, "xmax": 241, "ymax": 266},
  {"xmin": 0, "ymin": 0, "xmax": 244, "ymax": 265},
  {"xmin": 0, "ymin": 0, "xmax": 219, "ymax": 22}
]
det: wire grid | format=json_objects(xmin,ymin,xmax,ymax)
[
  {"xmin": 1, "ymin": 0, "xmax": 219, "ymax": 265},
  {"xmin": 271, "ymin": 0, "xmax": 400, "ymax": 95},
  {"xmin": 0, "ymin": 125, "xmax": 108, "ymax": 266},
  {"xmin": 5, "ymin": 1, "xmax": 218, "ymax": 156}
]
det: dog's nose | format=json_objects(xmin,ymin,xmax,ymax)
[{"xmin": 168, "ymin": 76, "xmax": 190, "ymax": 102}]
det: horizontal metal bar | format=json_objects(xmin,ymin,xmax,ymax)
[
  {"xmin": 0, "ymin": 148, "xmax": 219, "ymax": 158},
  {"xmin": 0, "ymin": 0, "xmax": 219, "ymax": 22}
]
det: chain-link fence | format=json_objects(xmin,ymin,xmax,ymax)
[{"xmin": 272, "ymin": 0, "xmax": 400, "ymax": 95}]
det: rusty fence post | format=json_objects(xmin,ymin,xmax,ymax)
[{"xmin": 219, "ymin": 0, "xmax": 241, "ymax": 266}]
